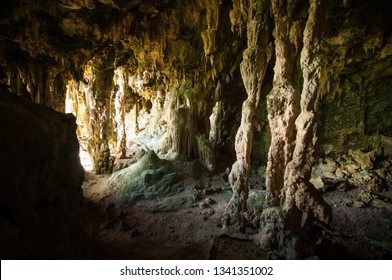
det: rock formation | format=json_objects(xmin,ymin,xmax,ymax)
[
  {"xmin": 0, "ymin": 89, "xmax": 88, "ymax": 259},
  {"xmin": 0, "ymin": 0, "xmax": 391, "ymax": 259},
  {"xmin": 227, "ymin": 0, "xmax": 272, "ymax": 226}
]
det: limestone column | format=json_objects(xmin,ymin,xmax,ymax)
[
  {"xmin": 83, "ymin": 52, "xmax": 115, "ymax": 174},
  {"xmin": 114, "ymin": 69, "xmax": 127, "ymax": 159},
  {"xmin": 93, "ymin": 65, "xmax": 114, "ymax": 174},
  {"xmin": 265, "ymin": 0, "xmax": 300, "ymax": 206},
  {"xmin": 259, "ymin": 0, "xmax": 332, "ymax": 258},
  {"xmin": 283, "ymin": 0, "xmax": 332, "ymax": 228},
  {"xmin": 227, "ymin": 0, "xmax": 272, "ymax": 225}
]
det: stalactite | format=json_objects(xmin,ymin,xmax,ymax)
[
  {"xmin": 201, "ymin": 0, "xmax": 221, "ymax": 57},
  {"xmin": 227, "ymin": 0, "xmax": 272, "ymax": 226},
  {"xmin": 46, "ymin": 72, "xmax": 67, "ymax": 112},
  {"xmin": 6, "ymin": 63, "xmax": 67, "ymax": 112},
  {"xmin": 9, "ymin": 67, "xmax": 30, "ymax": 100}
]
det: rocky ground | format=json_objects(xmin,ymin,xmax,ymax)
[{"xmin": 82, "ymin": 150, "xmax": 392, "ymax": 260}]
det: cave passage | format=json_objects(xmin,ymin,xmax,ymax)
[{"xmin": 1, "ymin": 0, "xmax": 392, "ymax": 260}]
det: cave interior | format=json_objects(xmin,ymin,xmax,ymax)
[{"xmin": 1, "ymin": 0, "xmax": 392, "ymax": 260}]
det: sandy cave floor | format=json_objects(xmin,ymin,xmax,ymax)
[{"xmin": 81, "ymin": 164, "xmax": 392, "ymax": 260}]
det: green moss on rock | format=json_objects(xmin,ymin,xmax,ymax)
[{"xmin": 106, "ymin": 150, "xmax": 187, "ymax": 203}]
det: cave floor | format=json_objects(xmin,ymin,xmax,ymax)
[
  {"xmin": 83, "ymin": 173, "xmax": 270, "ymax": 260},
  {"xmin": 82, "ymin": 167, "xmax": 392, "ymax": 260}
]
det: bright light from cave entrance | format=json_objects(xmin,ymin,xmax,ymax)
[
  {"xmin": 65, "ymin": 82, "xmax": 94, "ymax": 172},
  {"xmin": 79, "ymin": 149, "xmax": 93, "ymax": 172}
]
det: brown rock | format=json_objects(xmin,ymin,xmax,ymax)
[
  {"xmin": 346, "ymin": 164, "xmax": 360, "ymax": 174},
  {"xmin": 357, "ymin": 191, "xmax": 373, "ymax": 204},
  {"xmin": 310, "ymin": 177, "xmax": 325, "ymax": 190},
  {"xmin": 381, "ymin": 135, "xmax": 392, "ymax": 157},
  {"xmin": 348, "ymin": 149, "xmax": 375, "ymax": 170},
  {"xmin": 335, "ymin": 168, "xmax": 345, "ymax": 179}
]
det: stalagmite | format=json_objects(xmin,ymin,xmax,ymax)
[
  {"xmin": 166, "ymin": 94, "xmax": 195, "ymax": 160},
  {"xmin": 282, "ymin": 0, "xmax": 332, "ymax": 227},
  {"xmin": 114, "ymin": 69, "xmax": 127, "ymax": 159},
  {"xmin": 83, "ymin": 54, "xmax": 115, "ymax": 174},
  {"xmin": 209, "ymin": 81, "xmax": 224, "ymax": 149},
  {"xmin": 227, "ymin": 0, "xmax": 272, "ymax": 225},
  {"xmin": 265, "ymin": 0, "xmax": 301, "ymax": 206},
  {"xmin": 260, "ymin": 0, "xmax": 332, "ymax": 258}
]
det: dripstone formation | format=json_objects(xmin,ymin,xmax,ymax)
[{"xmin": 0, "ymin": 0, "xmax": 391, "ymax": 259}]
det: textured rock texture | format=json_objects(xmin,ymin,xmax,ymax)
[
  {"xmin": 227, "ymin": 0, "xmax": 272, "ymax": 224},
  {"xmin": 282, "ymin": 0, "xmax": 332, "ymax": 228},
  {"xmin": 0, "ymin": 0, "xmax": 391, "ymax": 259},
  {"xmin": 265, "ymin": 0, "xmax": 302, "ymax": 205},
  {"xmin": 259, "ymin": 0, "xmax": 332, "ymax": 258},
  {"xmin": 0, "ymin": 89, "xmax": 88, "ymax": 259},
  {"xmin": 106, "ymin": 150, "xmax": 186, "ymax": 203}
]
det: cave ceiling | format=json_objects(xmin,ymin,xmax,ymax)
[
  {"xmin": 0, "ymin": 0, "xmax": 232, "ymax": 84},
  {"xmin": 0, "ymin": 0, "xmax": 392, "ymax": 153},
  {"xmin": 1, "ymin": 0, "xmax": 391, "ymax": 83}
]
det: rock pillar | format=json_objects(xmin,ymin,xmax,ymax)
[
  {"xmin": 260, "ymin": 0, "xmax": 332, "ymax": 258},
  {"xmin": 282, "ymin": 0, "xmax": 332, "ymax": 228},
  {"xmin": 82, "ymin": 53, "xmax": 115, "ymax": 174},
  {"xmin": 265, "ymin": 0, "xmax": 301, "ymax": 206},
  {"xmin": 228, "ymin": 0, "xmax": 272, "ymax": 225}
]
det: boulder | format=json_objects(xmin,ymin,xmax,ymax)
[
  {"xmin": 381, "ymin": 135, "xmax": 392, "ymax": 158},
  {"xmin": 312, "ymin": 163, "xmax": 335, "ymax": 178},
  {"xmin": 310, "ymin": 177, "xmax": 325, "ymax": 190},
  {"xmin": 353, "ymin": 201, "xmax": 366, "ymax": 208},
  {"xmin": 357, "ymin": 191, "xmax": 373, "ymax": 204},
  {"xmin": 371, "ymin": 199, "xmax": 392, "ymax": 210},
  {"xmin": 345, "ymin": 164, "xmax": 360, "ymax": 174},
  {"xmin": 335, "ymin": 168, "xmax": 345, "ymax": 179},
  {"xmin": 348, "ymin": 149, "xmax": 375, "ymax": 170},
  {"xmin": 386, "ymin": 174, "xmax": 392, "ymax": 190},
  {"xmin": 325, "ymin": 157, "xmax": 337, "ymax": 171},
  {"xmin": 106, "ymin": 150, "xmax": 187, "ymax": 203}
]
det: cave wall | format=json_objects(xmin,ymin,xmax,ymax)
[
  {"xmin": 252, "ymin": 0, "xmax": 392, "ymax": 162},
  {"xmin": 0, "ymin": 89, "xmax": 88, "ymax": 259},
  {"xmin": 317, "ymin": 0, "xmax": 392, "ymax": 155}
]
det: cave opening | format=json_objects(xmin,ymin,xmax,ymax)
[{"xmin": 1, "ymin": 0, "xmax": 392, "ymax": 260}]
